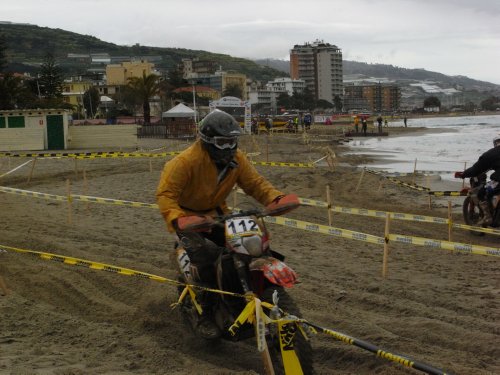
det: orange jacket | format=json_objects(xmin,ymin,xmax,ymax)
[{"xmin": 156, "ymin": 140, "xmax": 283, "ymax": 232}]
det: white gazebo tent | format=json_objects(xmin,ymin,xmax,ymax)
[
  {"xmin": 160, "ymin": 103, "xmax": 196, "ymax": 138},
  {"xmin": 161, "ymin": 103, "xmax": 195, "ymax": 118}
]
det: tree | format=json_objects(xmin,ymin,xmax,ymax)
[
  {"xmin": 0, "ymin": 33, "xmax": 7, "ymax": 73},
  {"xmin": 126, "ymin": 73, "xmax": 161, "ymax": 124},
  {"xmin": 277, "ymin": 92, "xmax": 292, "ymax": 109},
  {"xmin": 83, "ymin": 87, "xmax": 100, "ymax": 119},
  {"xmin": 480, "ymin": 96, "xmax": 500, "ymax": 111},
  {"xmin": 423, "ymin": 96, "xmax": 441, "ymax": 108},
  {"xmin": 333, "ymin": 95, "xmax": 343, "ymax": 112},
  {"xmin": 316, "ymin": 99, "xmax": 334, "ymax": 109},
  {"xmin": 38, "ymin": 53, "xmax": 64, "ymax": 100},
  {"xmin": 222, "ymin": 83, "xmax": 243, "ymax": 99}
]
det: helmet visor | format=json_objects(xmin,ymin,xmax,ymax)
[
  {"xmin": 213, "ymin": 136, "xmax": 238, "ymax": 150},
  {"xmin": 200, "ymin": 132, "xmax": 238, "ymax": 149}
]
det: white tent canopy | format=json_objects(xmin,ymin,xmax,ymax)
[{"xmin": 162, "ymin": 103, "xmax": 195, "ymax": 118}]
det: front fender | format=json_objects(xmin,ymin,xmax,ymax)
[{"xmin": 249, "ymin": 257, "xmax": 298, "ymax": 288}]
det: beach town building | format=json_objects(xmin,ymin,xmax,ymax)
[
  {"xmin": 105, "ymin": 60, "xmax": 156, "ymax": 85},
  {"xmin": 266, "ymin": 77, "xmax": 306, "ymax": 97},
  {"xmin": 344, "ymin": 83, "xmax": 401, "ymax": 113},
  {"xmin": 290, "ymin": 40, "xmax": 343, "ymax": 104}
]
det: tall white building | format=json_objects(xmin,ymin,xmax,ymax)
[{"xmin": 290, "ymin": 40, "xmax": 343, "ymax": 104}]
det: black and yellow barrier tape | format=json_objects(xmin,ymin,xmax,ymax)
[
  {"xmin": 303, "ymin": 321, "xmax": 449, "ymax": 375},
  {"xmin": 1, "ymin": 242, "xmax": 450, "ymax": 374},
  {"xmin": 0, "ymin": 151, "xmax": 182, "ymax": 159},
  {"xmin": 0, "ymin": 186, "xmax": 159, "ymax": 208},
  {"xmin": 416, "ymin": 170, "xmax": 456, "ymax": 175},
  {"xmin": 329, "ymin": 205, "xmax": 449, "ymax": 224},
  {"xmin": 365, "ymin": 169, "xmax": 431, "ymax": 192},
  {"xmin": 388, "ymin": 234, "xmax": 500, "ymax": 257},
  {"xmin": 428, "ymin": 191, "xmax": 467, "ymax": 197},
  {"xmin": 2, "ymin": 186, "xmax": 499, "ymax": 255},
  {"xmin": 0, "ymin": 244, "xmax": 243, "ymax": 299},
  {"xmin": 251, "ymin": 161, "xmax": 313, "ymax": 168}
]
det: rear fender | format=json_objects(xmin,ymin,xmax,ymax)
[{"xmin": 249, "ymin": 257, "xmax": 298, "ymax": 288}]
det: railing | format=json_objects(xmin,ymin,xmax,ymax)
[{"xmin": 137, "ymin": 123, "xmax": 196, "ymax": 139}]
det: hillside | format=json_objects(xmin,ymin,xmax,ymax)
[
  {"xmin": 254, "ymin": 58, "xmax": 500, "ymax": 93},
  {"xmin": 0, "ymin": 23, "xmax": 284, "ymax": 82}
]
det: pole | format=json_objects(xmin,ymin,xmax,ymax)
[
  {"xmin": 66, "ymin": 179, "xmax": 73, "ymax": 225},
  {"xmin": 355, "ymin": 169, "xmax": 365, "ymax": 192},
  {"xmin": 448, "ymin": 200, "xmax": 452, "ymax": 242},
  {"xmin": 27, "ymin": 157, "xmax": 37, "ymax": 183},
  {"xmin": 192, "ymin": 84, "xmax": 197, "ymax": 125},
  {"xmin": 326, "ymin": 184, "xmax": 332, "ymax": 226},
  {"xmin": 382, "ymin": 213, "xmax": 390, "ymax": 278},
  {"xmin": 412, "ymin": 158, "xmax": 417, "ymax": 184}
]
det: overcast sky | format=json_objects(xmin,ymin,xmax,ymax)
[{"xmin": 3, "ymin": 0, "xmax": 500, "ymax": 84}]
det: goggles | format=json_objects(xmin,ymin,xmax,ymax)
[{"xmin": 201, "ymin": 133, "xmax": 238, "ymax": 150}]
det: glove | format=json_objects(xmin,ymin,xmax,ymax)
[
  {"xmin": 454, "ymin": 171, "xmax": 464, "ymax": 179},
  {"xmin": 265, "ymin": 194, "xmax": 300, "ymax": 216},
  {"xmin": 175, "ymin": 215, "xmax": 214, "ymax": 232}
]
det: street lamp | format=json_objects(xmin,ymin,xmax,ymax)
[{"xmin": 192, "ymin": 84, "xmax": 198, "ymax": 124}]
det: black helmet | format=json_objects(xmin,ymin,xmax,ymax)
[
  {"xmin": 200, "ymin": 110, "xmax": 242, "ymax": 138},
  {"xmin": 199, "ymin": 110, "xmax": 242, "ymax": 166}
]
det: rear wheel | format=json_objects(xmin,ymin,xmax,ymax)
[
  {"xmin": 462, "ymin": 196, "xmax": 485, "ymax": 236},
  {"xmin": 261, "ymin": 287, "xmax": 314, "ymax": 375}
]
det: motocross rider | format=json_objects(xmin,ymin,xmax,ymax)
[
  {"xmin": 156, "ymin": 109, "xmax": 285, "ymax": 339},
  {"xmin": 455, "ymin": 135, "xmax": 500, "ymax": 226}
]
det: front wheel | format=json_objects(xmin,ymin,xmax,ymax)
[
  {"xmin": 462, "ymin": 196, "xmax": 485, "ymax": 236},
  {"xmin": 261, "ymin": 287, "xmax": 314, "ymax": 375}
]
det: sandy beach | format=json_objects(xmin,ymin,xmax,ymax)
[{"xmin": 0, "ymin": 125, "xmax": 498, "ymax": 375}]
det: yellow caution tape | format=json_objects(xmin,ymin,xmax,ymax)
[
  {"xmin": 365, "ymin": 169, "xmax": 430, "ymax": 191},
  {"xmin": 329, "ymin": 205, "xmax": 448, "ymax": 224},
  {"xmin": 251, "ymin": 161, "xmax": 313, "ymax": 168},
  {"xmin": 388, "ymin": 234, "xmax": 500, "ymax": 257},
  {"xmin": 452, "ymin": 223, "xmax": 500, "ymax": 235},
  {"xmin": 0, "ymin": 151, "xmax": 181, "ymax": 158},
  {"xmin": 265, "ymin": 216, "xmax": 386, "ymax": 245},
  {"xmin": 0, "ymin": 244, "xmax": 245, "ymax": 298},
  {"xmin": 429, "ymin": 191, "xmax": 466, "ymax": 197},
  {"xmin": 3, "ymin": 186, "xmax": 499, "ymax": 255}
]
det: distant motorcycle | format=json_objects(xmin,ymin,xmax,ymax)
[
  {"xmin": 459, "ymin": 173, "xmax": 500, "ymax": 234},
  {"xmin": 174, "ymin": 195, "xmax": 314, "ymax": 374}
]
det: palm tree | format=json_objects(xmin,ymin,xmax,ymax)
[{"xmin": 126, "ymin": 73, "xmax": 161, "ymax": 124}]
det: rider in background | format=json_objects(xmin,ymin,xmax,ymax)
[
  {"xmin": 156, "ymin": 109, "xmax": 285, "ymax": 338},
  {"xmin": 455, "ymin": 135, "xmax": 500, "ymax": 226}
]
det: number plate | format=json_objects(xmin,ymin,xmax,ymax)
[{"xmin": 225, "ymin": 217, "xmax": 261, "ymax": 237}]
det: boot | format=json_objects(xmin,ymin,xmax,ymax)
[{"xmin": 478, "ymin": 201, "xmax": 492, "ymax": 226}]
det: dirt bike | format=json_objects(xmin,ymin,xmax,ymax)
[
  {"xmin": 459, "ymin": 173, "xmax": 500, "ymax": 234},
  {"xmin": 174, "ymin": 195, "xmax": 314, "ymax": 375}
]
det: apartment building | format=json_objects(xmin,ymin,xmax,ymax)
[
  {"xmin": 290, "ymin": 40, "xmax": 343, "ymax": 103},
  {"xmin": 344, "ymin": 84, "xmax": 401, "ymax": 113},
  {"xmin": 266, "ymin": 77, "xmax": 305, "ymax": 96},
  {"xmin": 106, "ymin": 60, "xmax": 155, "ymax": 85}
]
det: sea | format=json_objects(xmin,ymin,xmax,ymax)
[{"xmin": 346, "ymin": 114, "xmax": 500, "ymax": 180}]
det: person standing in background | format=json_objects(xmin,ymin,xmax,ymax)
[
  {"xmin": 361, "ymin": 117, "xmax": 368, "ymax": 136},
  {"xmin": 404, "ymin": 116, "xmax": 408, "ymax": 127},
  {"xmin": 353, "ymin": 115, "xmax": 359, "ymax": 133}
]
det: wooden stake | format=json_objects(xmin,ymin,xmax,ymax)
[
  {"xmin": 74, "ymin": 157, "xmax": 78, "ymax": 178},
  {"xmin": 0, "ymin": 275, "xmax": 9, "ymax": 296},
  {"xmin": 412, "ymin": 158, "xmax": 417, "ymax": 184},
  {"xmin": 377, "ymin": 179, "xmax": 384, "ymax": 192},
  {"xmin": 382, "ymin": 213, "xmax": 391, "ymax": 278},
  {"xmin": 355, "ymin": 169, "xmax": 365, "ymax": 192},
  {"xmin": 83, "ymin": 168, "xmax": 89, "ymax": 212},
  {"xmin": 448, "ymin": 200, "xmax": 453, "ymax": 242},
  {"xmin": 462, "ymin": 162, "xmax": 467, "ymax": 189},
  {"xmin": 266, "ymin": 134, "xmax": 269, "ymax": 163},
  {"xmin": 27, "ymin": 157, "xmax": 37, "ymax": 183},
  {"xmin": 66, "ymin": 179, "xmax": 73, "ymax": 225},
  {"xmin": 326, "ymin": 184, "xmax": 332, "ymax": 226},
  {"xmin": 426, "ymin": 174, "xmax": 431, "ymax": 190},
  {"xmin": 428, "ymin": 194, "xmax": 432, "ymax": 210}
]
